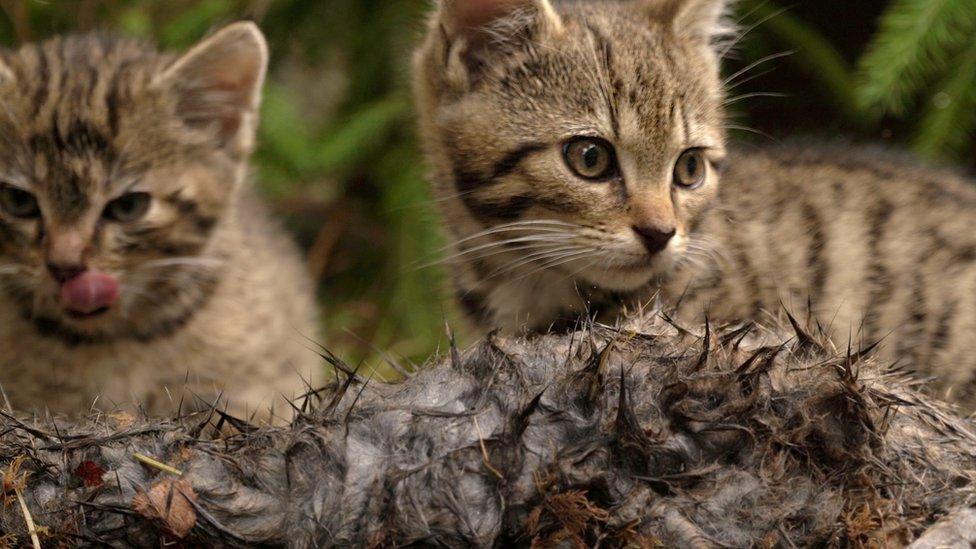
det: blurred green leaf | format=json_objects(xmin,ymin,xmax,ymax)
[
  {"xmin": 160, "ymin": 0, "xmax": 235, "ymax": 47},
  {"xmin": 855, "ymin": 0, "xmax": 976, "ymax": 116},
  {"xmin": 312, "ymin": 97, "xmax": 409, "ymax": 175},
  {"xmin": 912, "ymin": 39, "xmax": 976, "ymax": 160}
]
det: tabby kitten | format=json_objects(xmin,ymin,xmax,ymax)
[
  {"xmin": 414, "ymin": 0, "xmax": 976, "ymax": 404},
  {"xmin": 0, "ymin": 23, "xmax": 321, "ymax": 418}
]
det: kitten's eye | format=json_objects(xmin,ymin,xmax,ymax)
[
  {"xmin": 563, "ymin": 137, "xmax": 618, "ymax": 181},
  {"xmin": 674, "ymin": 149, "xmax": 707, "ymax": 189},
  {"xmin": 0, "ymin": 184, "xmax": 40, "ymax": 219},
  {"xmin": 104, "ymin": 192, "xmax": 151, "ymax": 222}
]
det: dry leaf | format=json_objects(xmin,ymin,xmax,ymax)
[
  {"xmin": 132, "ymin": 478, "xmax": 197, "ymax": 539},
  {"xmin": 108, "ymin": 412, "xmax": 135, "ymax": 429}
]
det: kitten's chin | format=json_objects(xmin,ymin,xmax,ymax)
[
  {"xmin": 572, "ymin": 262, "xmax": 660, "ymax": 293},
  {"xmin": 565, "ymin": 249, "xmax": 682, "ymax": 292}
]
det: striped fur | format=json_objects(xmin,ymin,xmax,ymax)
[
  {"xmin": 413, "ymin": 0, "xmax": 976, "ymax": 406},
  {"xmin": 0, "ymin": 24, "xmax": 321, "ymax": 418}
]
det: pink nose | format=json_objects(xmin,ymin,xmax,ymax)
[{"xmin": 60, "ymin": 271, "xmax": 119, "ymax": 315}]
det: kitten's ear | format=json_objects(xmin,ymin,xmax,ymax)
[
  {"xmin": 439, "ymin": 0, "xmax": 563, "ymax": 39},
  {"xmin": 157, "ymin": 22, "xmax": 267, "ymax": 157},
  {"xmin": 642, "ymin": 0, "xmax": 730, "ymax": 44},
  {"xmin": 433, "ymin": 0, "xmax": 563, "ymax": 88}
]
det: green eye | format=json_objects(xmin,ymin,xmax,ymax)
[
  {"xmin": 104, "ymin": 192, "xmax": 151, "ymax": 222},
  {"xmin": 673, "ymin": 149, "xmax": 707, "ymax": 189},
  {"xmin": 563, "ymin": 137, "xmax": 618, "ymax": 181},
  {"xmin": 0, "ymin": 184, "xmax": 40, "ymax": 219}
]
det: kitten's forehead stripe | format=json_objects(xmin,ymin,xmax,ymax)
[
  {"xmin": 583, "ymin": 22, "xmax": 619, "ymax": 138},
  {"xmin": 29, "ymin": 44, "xmax": 49, "ymax": 118}
]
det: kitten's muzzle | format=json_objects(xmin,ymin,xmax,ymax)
[{"xmin": 632, "ymin": 225, "xmax": 676, "ymax": 255}]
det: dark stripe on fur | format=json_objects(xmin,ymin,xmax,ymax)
[
  {"xmin": 164, "ymin": 192, "xmax": 219, "ymax": 233},
  {"xmin": 863, "ymin": 198, "xmax": 893, "ymax": 342},
  {"xmin": 584, "ymin": 23, "xmax": 620, "ymax": 138},
  {"xmin": 930, "ymin": 299, "xmax": 957, "ymax": 355},
  {"xmin": 29, "ymin": 44, "xmax": 49, "ymax": 118},
  {"xmin": 462, "ymin": 194, "xmax": 535, "ymax": 222},
  {"xmin": 801, "ymin": 202, "xmax": 827, "ymax": 306},
  {"xmin": 728, "ymin": 228, "xmax": 763, "ymax": 315},
  {"xmin": 897, "ymin": 270, "xmax": 928, "ymax": 366},
  {"xmin": 453, "ymin": 144, "xmax": 548, "ymax": 221},
  {"xmin": 491, "ymin": 143, "xmax": 547, "ymax": 182},
  {"xmin": 458, "ymin": 290, "xmax": 493, "ymax": 325}
]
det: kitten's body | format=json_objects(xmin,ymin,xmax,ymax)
[
  {"xmin": 0, "ymin": 27, "xmax": 320, "ymax": 418},
  {"xmin": 414, "ymin": 1, "xmax": 976, "ymax": 404}
]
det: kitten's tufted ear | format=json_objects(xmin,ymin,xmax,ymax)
[
  {"xmin": 642, "ymin": 0, "xmax": 730, "ymax": 44},
  {"xmin": 440, "ymin": 0, "xmax": 563, "ymax": 39},
  {"xmin": 157, "ymin": 22, "xmax": 267, "ymax": 157},
  {"xmin": 434, "ymin": 0, "xmax": 563, "ymax": 87}
]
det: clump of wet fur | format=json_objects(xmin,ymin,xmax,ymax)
[
  {"xmin": 0, "ymin": 25, "xmax": 320, "ymax": 417},
  {"xmin": 0, "ymin": 314, "xmax": 973, "ymax": 546}
]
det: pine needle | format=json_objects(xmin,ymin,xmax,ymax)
[
  {"xmin": 14, "ymin": 486, "xmax": 40, "ymax": 549},
  {"xmin": 133, "ymin": 453, "xmax": 183, "ymax": 476}
]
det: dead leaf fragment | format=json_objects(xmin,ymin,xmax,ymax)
[
  {"xmin": 132, "ymin": 478, "xmax": 197, "ymax": 539},
  {"xmin": 108, "ymin": 411, "xmax": 135, "ymax": 428},
  {"xmin": 73, "ymin": 460, "xmax": 105, "ymax": 487}
]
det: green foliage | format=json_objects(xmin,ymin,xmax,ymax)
[
  {"xmin": 854, "ymin": 0, "xmax": 976, "ymax": 159},
  {"xmin": 910, "ymin": 39, "xmax": 976, "ymax": 159},
  {"xmin": 855, "ymin": 0, "xmax": 976, "ymax": 116},
  {"xmin": 735, "ymin": 0, "xmax": 976, "ymax": 161}
]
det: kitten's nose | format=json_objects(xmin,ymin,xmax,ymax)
[
  {"xmin": 45, "ymin": 229, "xmax": 90, "ymax": 283},
  {"xmin": 47, "ymin": 262, "xmax": 87, "ymax": 284},
  {"xmin": 632, "ymin": 225, "xmax": 676, "ymax": 254}
]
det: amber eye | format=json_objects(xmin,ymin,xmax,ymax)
[
  {"xmin": 0, "ymin": 184, "xmax": 40, "ymax": 219},
  {"xmin": 104, "ymin": 192, "xmax": 151, "ymax": 222},
  {"xmin": 563, "ymin": 137, "xmax": 618, "ymax": 181},
  {"xmin": 673, "ymin": 149, "xmax": 708, "ymax": 189}
]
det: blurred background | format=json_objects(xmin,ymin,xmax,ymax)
[{"xmin": 0, "ymin": 0, "xmax": 973, "ymax": 377}]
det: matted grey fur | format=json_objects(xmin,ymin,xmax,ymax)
[{"xmin": 0, "ymin": 313, "xmax": 974, "ymax": 546}]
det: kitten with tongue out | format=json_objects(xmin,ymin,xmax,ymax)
[
  {"xmin": 0, "ymin": 23, "xmax": 321, "ymax": 420},
  {"xmin": 60, "ymin": 272, "xmax": 119, "ymax": 317}
]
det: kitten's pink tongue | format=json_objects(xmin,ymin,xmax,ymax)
[{"xmin": 60, "ymin": 271, "xmax": 119, "ymax": 315}]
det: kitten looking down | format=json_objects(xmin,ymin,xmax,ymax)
[
  {"xmin": 0, "ymin": 23, "xmax": 321, "ymax": 418},
  {"xmin": 414, "ymin": 0, "xmax": 976, "ymax": 404}
]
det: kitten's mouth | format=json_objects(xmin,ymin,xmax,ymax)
[{"xmin": 65, "ymin": 306, "xmax": 111, "ymax": 320}]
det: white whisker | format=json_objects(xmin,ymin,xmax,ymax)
[
  {"xmin": 415, "ymin": 234, "xmax": 579, "ymax": 270},
  {"xmin": 723, "ymin": 91, "xmax": 788, "ymax": 106},
  {"xmin": 132, "ymin": 257, "xmax": 225, "ymax": 272},
  {"xmin": 719, "ymin": 5, "xmax": 792, "ymax": 60},
  {"xmin": 723, "ymin": 50, "xmax": 794, "ymax": 88},
  {"xmin": 486, "ymin": 245, "xmax": 590, "ymax": 280}
]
